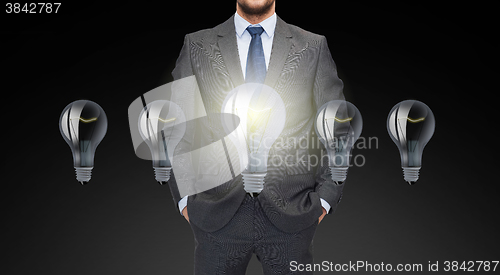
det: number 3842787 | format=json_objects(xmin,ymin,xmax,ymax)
[{"xmin": 6, "ymin": 3, "xmax": 61, "ymax": 13}]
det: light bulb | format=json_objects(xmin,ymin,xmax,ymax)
[
  {"xmin": 387, "ymin": 100, "xmax": 435, "ymax": 184},
  {"xmin": 315, "ymin": 100, "xmax": 363, "ymax": 184},
  {"xmin": 59, "ymin": 100, "xmax": 108, "ymax": 184},
  {"xmin": 138, "ymin": 100, "xmax": 186, "ymax": 184},
  {"xmin": 221, "ymin": 83, "xmax": 286, "ymax": 193}
]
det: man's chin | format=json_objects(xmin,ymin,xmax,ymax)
[{"xmin": 237, "ymin": 0, "xmax": 275, "ymax": 16}]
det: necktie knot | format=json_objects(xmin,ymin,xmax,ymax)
[{"xmin": 247, "ymin": 26, "xmax": 264, "ymax": 37}]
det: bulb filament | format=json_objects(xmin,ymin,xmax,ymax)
[
  {"xmin": 325, "ymin": 117, "xmax": 353, "ymax": 123},
  {"xmin": 78, "ymin": 117, "xmax": 97, "ymax": 123},
  {"xmin": 407, "ymin": 117, "xmax": 425, "ymax": 123}
]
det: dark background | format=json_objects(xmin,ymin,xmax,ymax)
[{"xmin": 3, "ymin": 1, "xmax": 497, "ymax": 274}]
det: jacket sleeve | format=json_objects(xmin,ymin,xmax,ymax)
[
  {"xmin": 167, "ymin": 34, "xmax": 195, "ymax": 211},
  {"xmin": 313, "ymin": 35, "xmax": 346, "ymax": 214},
  {"xmin": 172, "ymin": 34, "xmax": 194, "ymax": 81}
]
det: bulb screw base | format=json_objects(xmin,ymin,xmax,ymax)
[
  {"xmin": 402, "ymin": 167, "xmax": 420, "ymax": 184},
  {"xmin": 75, "ymin": 167, "xmax": 93, "ymax": 184},
  {"xmin": 330, "ymin": 167, "xmax": 348, "ymax": 184},
  {"xmin": 154, "ymin": 167, "xmax": 172, "ymax": 184},
  {"xmin": 242, "ymin": 171, "xmax": 266, "ymax": 193}
]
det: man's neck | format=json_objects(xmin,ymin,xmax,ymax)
[{"xmin": 236, "ymin": 3, "xmax": 275, "ymax": 25}]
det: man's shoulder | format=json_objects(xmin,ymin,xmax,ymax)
[{"xmin": 185, "ymin": 27, "xmax": 217, "ymax": 41}]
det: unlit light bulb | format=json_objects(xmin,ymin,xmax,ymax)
[
  {"xmin": 59, "ymin": 100, "xmax": 108, "ymax": 184},
  {"xmin": 138, "ymin": 100, "xmax": 186, "ymax": 184},
  {"xmin": 315, "ymin": 100, "xmax": 363, "ymax": 184},
  {"xmin": 387, "ymin": 99, "xmax": 435, "ymax": 184}
]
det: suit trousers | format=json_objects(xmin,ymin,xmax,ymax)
[{"xmin": 190, "ymin": 194, "xmax": 318, "ymax": 275}]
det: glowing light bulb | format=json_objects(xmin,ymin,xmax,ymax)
[
  {"xmin": 315, "ymin": 100, "xmax": 363, "ymax": 184},
  {"xmin": 138, "ymin": 100, "xmax": 186, "ymax": 184},
  {"xmin": 59, "ymin": 100, "xmax": 108, "ymax": 184},
  {"xmin": 387, "ymin": 100, "xmax": 435, "ymax": 184},
  {"xmin": 221, "ymin": 83, "xmax": 286, "ymax": 194}
]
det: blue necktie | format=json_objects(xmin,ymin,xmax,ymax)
[{"xmin": 246, "ymin": 26, "xmax": 266, "ymax": 83}]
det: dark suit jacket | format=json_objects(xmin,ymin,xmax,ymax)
[{"xmin": 169, "ymin": 14, "xmax": 345, "ymax": 233}]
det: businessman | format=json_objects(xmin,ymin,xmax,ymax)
[{"xmin": 168, "ymin": 0, "xmax": 345, "ymax": 273}]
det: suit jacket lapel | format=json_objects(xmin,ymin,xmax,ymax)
[
  {"xmin": 264, "ymin": 16, "xmax": 293, "ymax": 89},
  {"xmin": 217, "ymin": 15, "xmax": 245, "ymax": 87}
]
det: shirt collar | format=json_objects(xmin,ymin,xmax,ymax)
[{"xmin": 234, "ymin": 12, "xmax": 277, "ymax": 38}]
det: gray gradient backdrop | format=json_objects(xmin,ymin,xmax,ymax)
[{"xmin": 3, "ymin": 2, "xmax": 497, "ymax": 274}]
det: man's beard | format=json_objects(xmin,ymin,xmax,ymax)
[{"xmin": 237, "ymin": 0, "xmax": 275, "ymax": 16}]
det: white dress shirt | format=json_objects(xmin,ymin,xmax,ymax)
[
  {"xmin": 234, "ymin": 11, "xmax": 276, "ymax": 78},
  {"xmin": 178, "ymin": 12, "xmax": 331, "ymax": 215}
]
